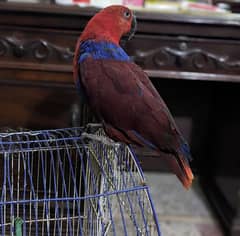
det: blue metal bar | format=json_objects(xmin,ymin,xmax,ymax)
[
  {"xmin": 52, "ymin": 130, "xmax": 82, "ymax": 236},
  {"xmin": 0, "ymin": 186, "xmax": 148, "ymax": 206},
  {"xmin": 116, "ymin": 145, "xmax": 150, "ymax": 236},
  {"xmin": 0, "ymin": 127, "xmax": 161, "ymax": 236},
  {"xmin": 23, "ymin": 134, "xmax": 39, "ymax": 236},
  {"xmin": 79, "ymin": 139, "xmax": 105, "ymax": 235},
  {"xmin": 129, "ymin": 147, "xmax": 162, "ymax": 236},
  {"xmin": 101, "ymin": 143, "xmax": 138, "ymax": 235},
  {"xmin": 53, "ymin": 139, "xmax": 72, "ymax": 236}
]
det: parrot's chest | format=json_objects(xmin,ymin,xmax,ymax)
[{"xmin": 78, "ymin": 40, "xmax": 130, "ymax": 63}]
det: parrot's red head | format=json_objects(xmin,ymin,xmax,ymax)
[{"xmin": 80, "ymin": 5, "xmax": 136, "ymax": 45}]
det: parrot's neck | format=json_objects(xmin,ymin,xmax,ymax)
[{"xmin": 78, "ymin": 40, "xmax": 130, "ymax": 63}]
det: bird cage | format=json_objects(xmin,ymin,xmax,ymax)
[{"xmin": 0, "ymin": 125, "xmax": 161, "ymax": 236}]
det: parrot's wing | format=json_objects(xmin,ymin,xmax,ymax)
[
  {"xmin": 79, "ymin": 57, "xmax": 193, "ymax": 188},
  {"xmin": 130, "ymin": 63, "xmax": 186, "ymax": 136},
  {"xmin": 129, "ymin": 64, "xmax": 162, "ymax": 99},
  {"xmin": 80, "ymin": 58, "xmax": 178, "ymax": 147}
]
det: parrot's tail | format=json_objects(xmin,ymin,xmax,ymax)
[
  {"xmin": 177, "ymin": 154, "xmax": 194, "ymax": 189},
  {"xmin": 166, "ymin": 153, "xmax": 194, "ymax": 189}
]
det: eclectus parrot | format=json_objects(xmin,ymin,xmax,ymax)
[{"xmin": 74, "ymin": 5, "xmax": 194, "ymax": 189}]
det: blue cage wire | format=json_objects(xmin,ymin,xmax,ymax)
[{"xmin": 0, "ymin": 125, "xmax": 161, "ymax": 236}]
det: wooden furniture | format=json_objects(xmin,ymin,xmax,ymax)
[{"xmin": 0, "ymin": 3, "xmax": 240, "ymax": 235}]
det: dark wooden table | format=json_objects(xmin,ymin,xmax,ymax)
[{"xmin": 0, "ymin": 3, "xmax": 240, "ymax": 235}]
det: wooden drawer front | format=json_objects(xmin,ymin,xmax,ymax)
[
  {"xmin": 126, "ymin": 35, "xmax": 240, "ymax": 76},
  {"xmin": 0, "ymin": 80, "xmax": 94, "ymax": 130},
  {"xmin": 0, "ymin": 28, "xmax": 78, "ymax": 71},
  {"xmin": 2, "ymin": 28, "xmax": 240, "ymax": 83}
]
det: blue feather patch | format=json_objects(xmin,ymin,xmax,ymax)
[
  {"xmin": 180, "ymin": 142, "xmax": 192, "ymax": 161},
  {"xmin": 78, "ymin": 40, "xmax": 130, "ymax": 63},
  {"xmin": 131, "ymin": 130, "xmax": 158, "ymax": 150}
]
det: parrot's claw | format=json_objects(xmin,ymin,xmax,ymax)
[
  {"xmin": 85, "ymin": 123, "xmax": 103, "ymax": 133},
  {"xmin": 81, "ymin": 132, "xmax": 116, "ymax": 146}
]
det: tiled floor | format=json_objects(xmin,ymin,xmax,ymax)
[{"xmin": 145, "ymin": 173, "xmax": 224, "ymax": 236}]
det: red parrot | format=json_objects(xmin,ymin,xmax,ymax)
[{"xmin": 74, "ymin": 5, "xmax": 194, "ymax": 189}]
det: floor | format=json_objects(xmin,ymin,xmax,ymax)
[{"xmin": 145, "ymin": 173, "xmax": 224, "ymax": 236}]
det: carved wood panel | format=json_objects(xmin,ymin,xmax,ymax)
[
  {"xmin": 126, "ymin": 35, "xmax": 240, "ymax": 75},
  {"xmin": 0, "ymin": 29, "xmax": 77, "ymax": 68},
  {"xmin": 2, "ymin": 29, "xmax": 240, "ymax": 83},
  {"xmin": 0, "ymin": 36, "xmax": 74, "ymax": 63},
  {"xmin": 0, "ymin": 28, "xmax": 78, "ymax": 84}
]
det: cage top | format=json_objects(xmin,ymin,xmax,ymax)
[
  {"xmin": 0, "ymin": 127, "xmax": 161, "ymax": 236},
  {"xmin": 0, "ymin": 127, "xmax": 83, "ymax": 138},
  {"xmin": 0, "ymin": 127, "xmax": 91, "ymax": 153}
]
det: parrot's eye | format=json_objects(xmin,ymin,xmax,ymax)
[{"xmin": 123, "ymin": 10, "xmax": 131, "ymax": 19}]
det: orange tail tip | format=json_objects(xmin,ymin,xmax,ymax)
[
  {"xmin": 177, "ymin": 167, "xmax": 194, "ymax": 189},
  {"xmin": 182, "ymin": 173, "xmax": 194, "ymax": 189},
  {"xmin": 166, "ymin": 154, "xmax": 194, "ymax": 189},
  {"xmin": 179, "ymin": 156, "xmax": 194, "ymax": 189}
]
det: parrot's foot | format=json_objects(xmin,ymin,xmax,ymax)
[
  {"xmin": 86, "ymin": 123, "xmax": 103, "ymax": 128},
  {"xmin": 85, "ymin": 123, "xmax": 103, "ymax": 131},
  {"xmin": 85, "ymin": 123, "xmax": 103, "ymax": 133},
  {"xmin": 81, "ymin": 132, "xmax": 117, "ymax": 146}
]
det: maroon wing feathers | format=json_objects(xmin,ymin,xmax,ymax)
[
  {"xmin": 79, "ymin": 58, "xmax": 193, "ymax": 188},
  {"xmin": 80, "ymin": 58, "xmax": 179, "ymax": 152}
]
